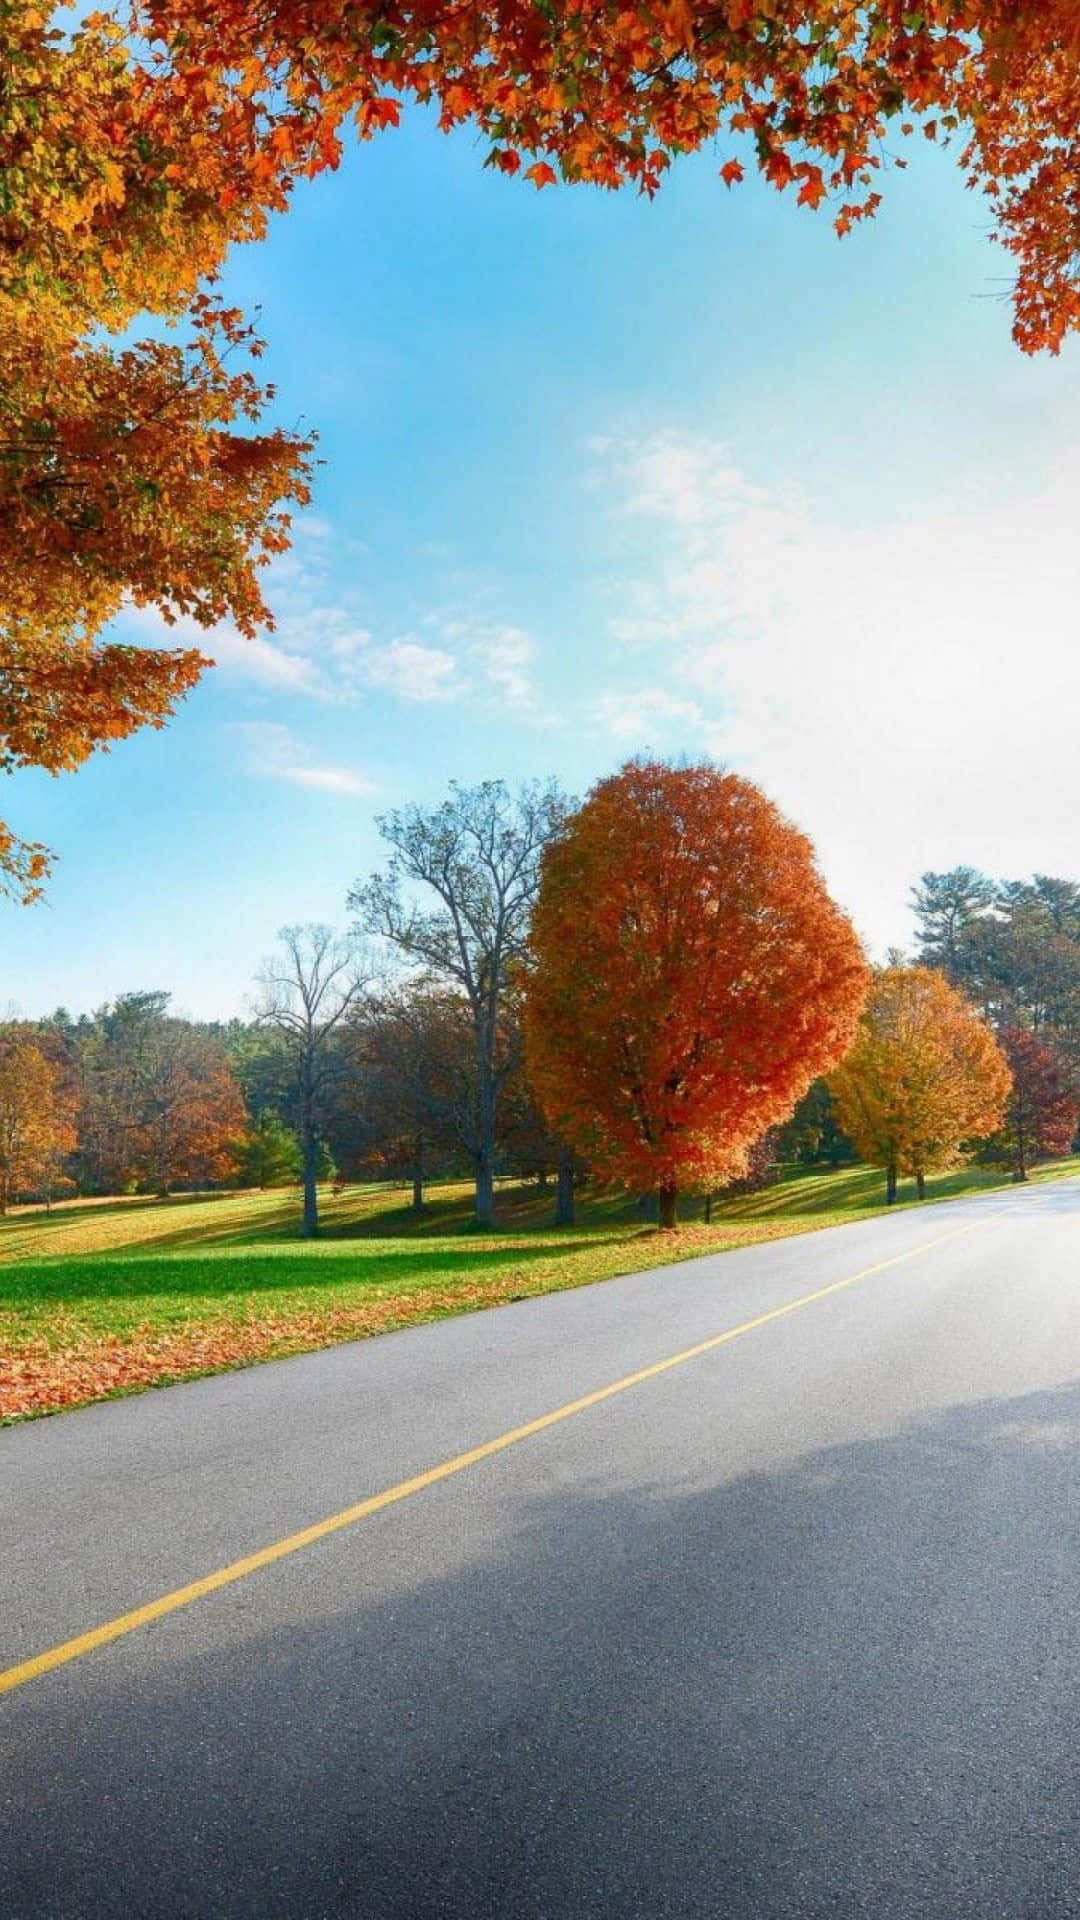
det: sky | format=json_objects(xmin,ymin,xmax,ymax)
[{"xmin": 8, "ymin": 108, "xmax": 1080, "ymax": 1020}]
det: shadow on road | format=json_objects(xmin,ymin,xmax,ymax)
[{"xmin": 5, "ymin": 1377, "xmax": 1080, "ymax": 1917}]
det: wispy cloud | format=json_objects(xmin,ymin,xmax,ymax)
[
  {"xmin": 594, "ymin": 687, "xmax": 704, "ymax": 744},
  {"xmin": 361, "ymin": 639, "xmax": 460, "ymax": 701},
  {"xmin": 234, "ymin": 722, "xmax": 375, "ymax": 797},
  {"xmin": 588, "ymin": 428, "xmax": 1080, "ymax": 951},
  {"xmin": 123, "ymin": 606, "xmax": 333, "ymax": 699}
]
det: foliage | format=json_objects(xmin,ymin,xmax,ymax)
[
  {"xmin": 342, "ymin": 986, "xmax": 470, "ymax": 1201},
  {"xmin": 72, "ymin": 991, "xmax": 245, "ymax": 1193},
  {"xmin": 831, "ymin": 965, "xmax": 1012, "ymax": 1199},
  {"xmin": 232, "ymin": 1110, "xmax": 303, "ymax": 1188},
  {"xmin": 132, "ymin": 0, "xmax": 1080, "ymax": 355},
  {"xmin": 4, "ymin": 1, "xmax": 1079, "ymax": 894},
  {"xmin": 0, "ymin": 1030, "xmax": 76, "ymax": 1210},
  {"xmin": 523, "ymin": 760, "xmax": 869, "ymax": 1224},
  {"xmin": 913, "ymin": 868, "xmax": 1080, "ymax": 1067},
  {"xmin": 0, "ymin": 3, "xmax": 314, "ymax": 897},
  {"xmin": 988, "ymin": 1027, "xmax": 1079, "ymax": 1181},
  {"xmin": 774, "ymin": 1078, "xmax": 855, "ymax": 1168}
]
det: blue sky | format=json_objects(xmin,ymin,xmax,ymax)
[{"xmin": 9, "ymin": 111, "xmax": 1080, "ymax": 1018}]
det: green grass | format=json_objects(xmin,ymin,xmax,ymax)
[{"xmin": 3, "ymin": 1156, "xmax": 1078, "ymax": 1418}]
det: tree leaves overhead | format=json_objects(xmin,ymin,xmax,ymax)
[
  {"xmin": 134, "ymin": 0, "xmax": 1080, "ymax": 354},
  {"xmin": 5, "ymin": 0, "xmax": 1079, "ymax": 897}
]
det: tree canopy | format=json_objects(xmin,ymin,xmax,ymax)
[
  {"xmin": 523, "ymin": 760, "xmax": 868, "ymax": 1224},
  {"xmin": 831, "ymin": 965, "xmax": 1012, "ymax": 1200}
]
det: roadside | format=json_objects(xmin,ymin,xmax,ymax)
[{"xmin": 3, "ymin": 1158, "xmax": 1078, "ymax": 1423}]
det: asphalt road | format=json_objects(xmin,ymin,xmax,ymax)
[{"xmin": 4, "ymin": 1179, "xmax": 1080, "ymax": 1918}]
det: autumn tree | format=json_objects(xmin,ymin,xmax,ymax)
[
  {"xmin": 0, "ymin": 1032, "xmax": 77, "ymax": 1211},
  {"xmin": 345, "ymin": 987, "xmax": 467, "ymax": 1210},
  {"xmin": 136, "ymin": 1025, "xmax": 246, "ymax": 1193},
  {"xmin": 349, "ymin": 779, "xmax": 568, "ymax": 1228},
  {"xmin": 523, "ymin": 761, "xmax": 868, "ymax": 1229},
  {"xmin": 993, "ymin": 1027, "xmax": 1078, "ymax": 1183},
  {"xmin": 73, "ymin": 993, "xmax": 245, "ymax": 1193},
  {"xmin": 831, "ymin": 966, "xmax": 1012, "ymax": 1202},
  {"xmin": 254, "ymin": 925, "xmax": 367, "ymax": 1236}
]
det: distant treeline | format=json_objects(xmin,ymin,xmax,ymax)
[{"xmin": 4, "ymin": 777, "xmax": 1080, "ymax": 1222}]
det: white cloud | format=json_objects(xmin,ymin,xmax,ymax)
[
  {"xmin": 469, "ymin": 625, "xmax": 536, "ymax": 708},
  {"xmin": 361, "ymin": 639, "xmax": 459, "ymax": 702},
  {"xmin": 594, "ymin": 687, "xmax": 704, "ymax": 744},
  {"xmin": 590, "ymin": 430, "xmax": 1080, "ymax": 955},
  {"xmin": 235, "ymin": 722, "xmax": 374, "ymax": 797},
  {"xmin": 122, "ymin": 605, "xmax": 332, "ymax": 698}
]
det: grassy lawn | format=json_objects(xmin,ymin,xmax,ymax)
[{"xmin": 3, "ymin": 1156, "xmax": 1078, "ymax": 1422}]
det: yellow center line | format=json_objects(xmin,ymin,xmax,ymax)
[{"xmin": 0, "ymin": 1216, "xmax": 991, "ymax": 1699}]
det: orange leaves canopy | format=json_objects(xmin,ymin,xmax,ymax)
[
  {"xmin": 135, "ymin": 0, "xmax": 1080, "ymax": 354},
  {"xmin": 0, "ymin": 1032, "xmax": 77, "ymax": 1210},
  {"xmin": 523, "ymin": 761, "xmax": 869, "ymax": 1201},
  {"xmin": 5, "ymin": 0, "xmax": 1079, "ymax": 892},
  {"xmin": 831, "ymin": 966, "xmax": 1012, "ymax": 1179},
  {"xmin": 0, "ymin": 5, "xmax": 313, "ymax": 897}
]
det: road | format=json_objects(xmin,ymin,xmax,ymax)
[{"xmin": 3, "ymin": 1179, "xmax": 1080, "ymax": 1917}]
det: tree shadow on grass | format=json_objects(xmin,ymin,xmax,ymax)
[
  {"xmin": 0, "ymin": 1238, "xmax": 643, "ymax": 1306},
  {"xmin": 4, "ymin": 1377, "xmax": 1080, "ymax": 1916}
]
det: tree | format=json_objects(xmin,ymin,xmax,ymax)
[
  {"xmin": 73, "ymin": 991, "xmax": 244, "ymax": 1193},
  {"xmin": 253, "ymin": 925, "xmax": 366, "ymax": 1236},
  {"xmin": 912, "ymin": 868, "xmax": 998, "ymax": 979},
  {"xmin": 831, "ymin": 966, "xmax": 1012, "ymax": 1202},
  {"xmin": 774, "ymin": 1078, "xmax": 854, "ymax": 1169},
  {"xmin": 0, "ymin": 1032, "xmax": 77, "ymax": 1211},
  {"xmin": 136, "ymin": 1025, "xmax": 246, "ymax": 1193},
  {"xmin": 993, "ymin": 1027, "xmax": 1078, "ymax": 1182},
  {"xmin": 232, "ymin": 1111, "xmax": 304, "ymax": 1189},
  {"xmin": 344, "ymin": 987, "xmax": 467, "ymax": 1209},
  {"xmin": 349, "ymin": 779, "xmax": 568, "ymax": 1228},
  {"xmin": 523, "ymin": 761, "xmax": 869, "ymax": 1228}
]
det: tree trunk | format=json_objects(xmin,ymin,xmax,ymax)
[
  {"xmin": 411, "ymin": 1135, "xmax": 424, "ymax": 1213},
  {"xmin": 555, "ymin": 1149, "xmax": 575, "ymax": 1227},
  {"xmin": 299, "ymin": 1046, "xmax": 320, "ymax": 1238},
  {"xmin": 1014, "ymin": 1113, "xmax": 1028, "ymax": 1182},
  {"xmin": 301, "ymin": 1131, "xmax": 319, "ymax": 1237},
  {"xmin": 658, "ymin": 1183, "xmax": 678, "ymax": 1229},
  {"xmin": 475, "ymin": 1151, "xmax": 495, "ymax": 1231},
  {"xmin": 473, "ymin": 1033, "xmax": 498, "ymax": 1229},
  {"xmin": 915, "ymin": 1169, "xmax": 926, "ymax": 1200},
  {"xmin": 886, "ymin": 1161, "xmax": 898, "ymax": 1204},
  {"xmin": 704, "ymin": 1193, "xmax": 713, "ymax": 1225}
]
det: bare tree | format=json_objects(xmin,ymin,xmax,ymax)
[
  {"xmin": 348, "ymin": 779, "xmax": 568, "ymax": 1228},
  {"xmin": 253, "ymin": 925, "xmax": 367, "ymax": 1237}
]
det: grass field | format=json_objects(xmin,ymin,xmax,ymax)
[{"xmin": 3, "ymin": 1157, "xmax": 1078, "ymax": 1422}]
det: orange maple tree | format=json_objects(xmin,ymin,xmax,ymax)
[
  {"xmin": 0, "ymin": 2, "xmax": 313, "ymax": 897},
  {"xmin": 830, "ymin": 965, "xmax": 1012, "ymax": 1201},
  {"xmin": 522, "ymin": 761, "xmax": 869, "ymax": 1227}
]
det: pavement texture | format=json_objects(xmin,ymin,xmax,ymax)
[{"xmin": 3, "ymin": 1179, "xmax": 1080, "ymax": 1917}]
